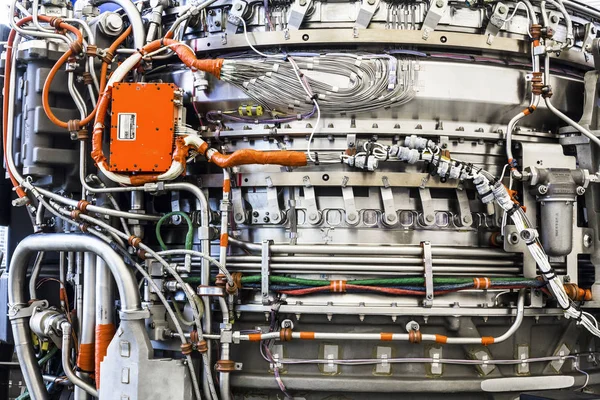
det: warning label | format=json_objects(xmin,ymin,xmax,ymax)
[{"xmin": 117, "ymin": 113, "xmax": 137, "ymax": 140}]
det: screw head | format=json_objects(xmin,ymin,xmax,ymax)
[
  {"xmin": 551, "ymin": 15, "xmax": 559, "ymax": 23},
  {"xmin": 435, "ymin": 0, "xmax": 443, "ymax": 7},
  {"xmin": 509, "ymin": 232, "xmax": 520, "ymax": 245},
  {"xmin": 577, "ymin": 186, "xmax": 586, "ymax": 196},
  {"xmin": 498, "ymin": 5, "xmax": 507, "ymax": 14},
  {"xmin": 425, "ymin": 214, "xmax": 435, "ymax": 223},
  {"xmin": 386, "ymin": 214, "xmax": 396, "ymax": 223},
  {"xmin": 538, "ymin": 185, "xmax": 548, "ymax": 195},
  {"xmin": 584, "ymin": 234, "xmax": 593, "ymax": 248},
  {"xmin": 299, "ymin": 0, "xmax": 307, "ymax": 6},
  {"xmin": 347, "ymin": 213, "xmax": 357, "ymax": 221},
  {"xmin": 367, "ymin": 0, "xmax": 375, "ymax": 5},
  {"xmin": 235, "ymin": 213, "xmax": 243, "ymax": 221},
  {"xmin": 235, "ymin": 2, "xmax": 242, "ymax": 10},
  {"xmin": 309, "ymin": 213, "xmax": 318, "ymax": 221}
]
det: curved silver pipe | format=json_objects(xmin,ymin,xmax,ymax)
[
  {"xmin": 91, "ymin": 0, "xmax": 145, "ymax": 49},
  {"xmin": 61, "ymin": 322, "xmax": 99, "ymax": 398},
  {"xmin": 8, "ymin": 234, "xmax": 143, "ymax": 399}
]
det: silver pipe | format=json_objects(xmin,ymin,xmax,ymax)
[
  {"xmin": 81, "ymin": 254, "xmax": 96, "ymax": 345},
  {"xmin": 28, "ymin": 252, "xmax": 45, "ymax": 299},
  {"xmin": 161, "ymin": 182, "xmax": 212, "ymax": 399},
  {"xmin": 61, "ymin": 322, "xmax": 99, "ymax": 398},
  {"xmin": 9, "ymin": 234, "xmax": 142, "ymax": 399},
  {"xmin": 545, "ymin": 97, "xmax": 600, "ymax": 148},
  {"xmin": 42, "ymin": 375, "xmax": 71, "ymax": 385},
  {"xmin": 226, "ymin": 263, "xmax": 521, "ymax": 273},
  {"xmin": 36, "ymin": 187, "xmax": 161, "ymax": 221},
  {"xmin": 229, "ymin": 238, "xmax": 516, "ymax": 258},
  {"xmin": 96, "ymin": 256, "xmax": 115, "ymax": 326},
  {"xmin": 225, "ymin": 256, "xmax": 517, "ymax": 266},
  {"xmin": 91, "ymin": 0, "xmax": 145, "ymax": 49},
  {"xmin": 218, "ymin": 296, "xmax": 232, "ymax": 400},
  {"xmin": 562, "ymin": 0, "xmax": 600, "ymax": 20}
]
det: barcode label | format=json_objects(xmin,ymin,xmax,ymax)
[{"xmin": 117, "ymin": 113, "xmax": 137, "ymax": 140}]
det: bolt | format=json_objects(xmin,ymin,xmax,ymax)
[
  {"xmin": 577, "ymin": 186, "xmax": 586, "ymax": 196},
  {"xmin": 263, "ymin": 216, "xmax": 270, "ymax": 223},
  {"xmin": 551, "ymin": 15, "xmax": 559, "ymax": 23},
  {"xmin": 235, "ymin": 213, "xmax": 243, "ymax": 221},
  {"xmin": 347, "ymin": 213, "xmax": 357, "ymax": 221},
  {"xmin": 235, "ymin": 2, "xmax": 242, "ymax": 10},
  {"xmin": 584, "ymin": 234, "xmax": 593, "ymax": 248},
  {"xmin": 367, "ymin": 0, "xmax": 375, "ymax": 5},
  {"xmin": 299, "ymin": 0, "xmax": 307, "ymax": 6},
  {"xmin": 538, "ymin": 185, "xmax": 548, "ymax": 195},
  {"xmin": 252, "ymin": 211, "xmax": 259, "ymax": 217},
  {"xmin": 509, "ymin": 232, "xmax": 520, "ymax": 245},
  {"xmin": 435, "ymin": 0, "xmax": 443, "ymax": 7},
  {"xmin": 309, "ymin": 213, "xmax": 318, "ymax": 221},
  {"xmin": 386, "ymin": 214, "xmax": 396, "ymax": 223},
  {"xmin": 425, "ymin": 214, "xmax": 435, "ymax": 223},
  {"xmin": 462, "ymin": 215, "xmax": 472, "ymax": 225},
  {"xmin": 498, "ymin": 5, "xmax": 507, "ymax": 14}
]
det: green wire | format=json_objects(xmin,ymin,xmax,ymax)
[
  {"xmin": 155, "ymin": 211, "xmax": 194, "ymax": 251},
  {"xmin": 16, "ymin": 346, "xmax": 59, "ymax": 400},
  {"xmin": 238, "ymin": 275, "xmax": 537, "ymax": 287}
]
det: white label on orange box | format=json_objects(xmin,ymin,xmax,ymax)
[{"xmin": 117, "ymin": 113, "xmax": 137, "ymax": 141}]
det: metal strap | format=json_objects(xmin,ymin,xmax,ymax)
[
  {"xmin": 422, "ymin": 241, "xmax": 433, "ymax": 307},
  {"xmin": 261, "ymin": 240, "xmax": 272, "ymax": 305}
]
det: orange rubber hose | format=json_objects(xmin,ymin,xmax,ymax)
[{"xmin": 207, "ymin": 149, "xmax": 308, "ymax": 168}]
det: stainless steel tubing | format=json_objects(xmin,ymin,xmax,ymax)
[
  {"xmin": 61, "ymin": 322, "xmax": 99, "ymax": 398},
  {"xmin": 8, "ymin": 234, "xmax": 143, "ymax": 400},
  {"xmin": 225, "ymin": 256, "xmax": 517, "ymax": 266},
  {"xmin": 228, "ymin": 238, "xmax": 516, "ymax": 258},
  {"xmin": 76, "ymin": 254, "xmax": 97, "ymax": 400},
  {"xmin": 225, "ymin": 263, "xmax": 521, "ymax": 273}
]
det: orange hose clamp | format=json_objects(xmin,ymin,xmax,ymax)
[{"xmin": 109, "ymin": 83, "xmax": 184, "ymax": 173}]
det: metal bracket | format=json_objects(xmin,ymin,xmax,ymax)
[
  {"xmin": 8, "ymin": 300, "xmax": 49, "ymax": 320},
  {"xmin": 550, "ymin": 343, "xmax": 570, "ymax": 372},
  {"xmin": 485, "ymin": 2, "xmax": 507, "ymax": 45},
  {"xmin": 322, "ymin": 344, "xmax": 339, "ymax": 374},
  {"xmin": 266, "ymin": 177, "xmax": 283, "ymax": 224},
  {"xmin": 429, "ymin": 347, "xmax": 442, "ymax": 375},
  {"xmin": 261, "ymin": 240, "xmax": 272, "ymax": 305},
  {"xmin": 455, "ymin": 189, "xmax": 473, "ymax": 227},
  {"xmin": 288, "ymin": 0, "xmax": 313, "ymax": 30},
  {"xmin": 226, "ymin": 1, "xmax": 248, "ymax": 33},
  {"xmin": 342, "ymin": 177, "xmax": 360, "ymax": 225},
  {"xmin": 422, "ymin": 241, "xmax": 433, "ymax": 307},
  {"xmin": 380, "ymin": 177, "xmax": 398, "ymax": 226},
  {"xmin": 517, "ymin": 345, "xmax": 530, "ymax": 375},
  {"xmin": 303, "ymin": 176, "xmax": 322, "ymax": 225},
  {"xmin": 119, "ymin": 307, "xmax": 151, "ymax": 321},
  {"xmin": 355, "ymin": 0, "xmax": 380, "ymax": 29},
  {"xmin": 421, "ymin": 0, "xmax": 448, "ymax": 40},
  {"xmin": 232, "ymin": 187, "xmax": 247, "ymax": 224},
  {"xmin": 418, "ymin": 187, "xmax": 436, "ymax": 226},
  {"xmin": 375, "ymin": 346, "xmax": 392, "ymax": 375},
  {"xmin": 582, "ymin": 22, "xmax": 597, "ymax": 54}
]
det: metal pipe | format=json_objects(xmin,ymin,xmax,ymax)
[
  {"xmin": 562, "ymin": 0, "xmax": 600, "ymax": 20},
  {"xmin": 225, "ymin": 256, "xmax": 518, "ymax": 266},
  {"xmin": 8, "ymin": 234, "xmax": 142, "ymax": 399},
  {"xmin": 28, "ymin": 252, "xmax": 45, "ymax": 299},
  {"xmin": 91, "ymin": 0, "xmax": 145, "ymax": 49},
  {"xmin": 81, "ymin": 255, "xmax": 97, "ymax": 345},
  {"xmin": 228, "ymin": 238, "xmax": 516, "ymax": 258},
  {"xmin": 225, "ymin": 263, "xmax": 521, "ymax": 273},
  {"xmin": 61, "ymin": 322, "xmax": 99, "ymax": 398},
  {"xmin": 218, "ymin": 296, "xmax": 232, "ymax": 400},
  {"xmin": 161, "ymin": 182, "xmax": 212, "ymax": 399}
]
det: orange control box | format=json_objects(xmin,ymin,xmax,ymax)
[{"xmin": 109, "ymin": 82, "xmax": 183, "ymax": 173}]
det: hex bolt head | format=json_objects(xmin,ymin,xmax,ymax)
[
  {"xmin": 498, "ymin": 5, "xmax": 507, "ymax": 14},
  {"xmin": 435, "ymin": 0, "xmax": 444, "ymax": 7},
  {"xmin": 386, "ymin": 214, "xmax": 396, "ymax": 223},
  {"xmin": 551, "ymin": 15, "xmax": 559, "ymax": 23},
  {"xmin": 463, "ymin": 215, "xmax": 472, "ymax": 225},
  {"xmin": 538, "ymin": 185, "xmax": 548, "ymax": 195},
  {"xmin": 347, "ymin": 213, "xmax": 357, "ymax": 221},
  {"xmin": 425, "ymin": 214, "xmax": 435, "ymax": 223},
  {"xmin": 235, "ymin": 213, "xmax": 244, "ymax": 221}
]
